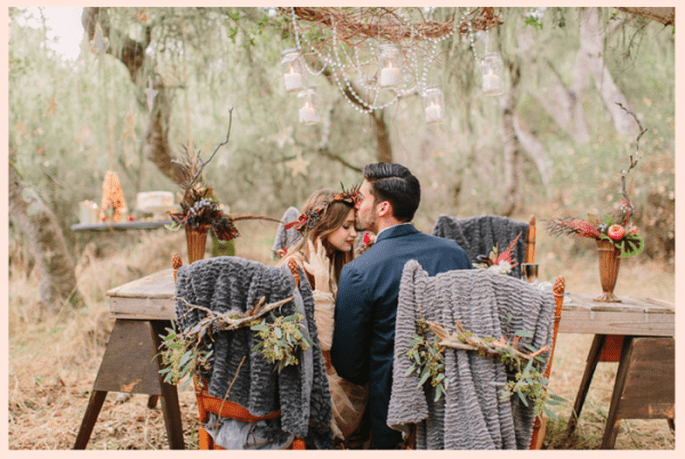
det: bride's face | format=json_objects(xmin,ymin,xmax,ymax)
[{"xmin": 326, "ymin": 208, "xmax": 357, "ymax": 253}]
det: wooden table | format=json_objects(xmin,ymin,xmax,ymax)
[
  {"xmin": 77, "ymin": 271, "xmax": 675, "ymax": 449},
  {"xmin": 73, "ymin": 269, "xmax": 183, "ymax": 449},
  {"xmin": 559, "ymin": 293, "xmax": 675, "ymax": 448}
]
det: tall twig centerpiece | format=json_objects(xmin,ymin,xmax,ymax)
[
  {"xmin": 547, "ymin": 104, "xmax": 647, "ymax": 302},
  {"xmin": 167, "ymin": 108, "xmax": 280, "ymax": 263}
]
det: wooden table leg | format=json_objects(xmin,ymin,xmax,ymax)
[
  {"xmin": 601, "ymin": 337, "xmax": 632, "ymax": 448},
  {"xmin": 601, "ymin": 337, "xmax": 675, "ymax": 449},
  {"xmin": 73, "ymin": 319, "xmax": 185, "ymax": 449},
  {"xmin": 151, "ymin": 320, "xmax": 185, "ymax": 449},
  {"xmin": 73, "ymin": 390, "xmax": 108, "ymax": 449},
  {"xmin": 567, "ymin": 334, "xmax": 606, "ymax": 433}
]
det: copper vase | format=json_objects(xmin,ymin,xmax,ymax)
[
  {"xmin": 185, "ymin": 226, "xmax": 208, "ymax": 264},
  {"xmin": 596, "ymin": 238, "xmax": 621, "ymax": 302}
]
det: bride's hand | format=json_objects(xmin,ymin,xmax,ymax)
[{"xmin": 303, "ymin": 238, "xmax": 331, "ymax": 292}]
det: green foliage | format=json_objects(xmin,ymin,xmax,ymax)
[
  {"xmin": 407, "ymin": 318, "xmax": 567, "ymax": 416},
  {"xmin": 250, "ymin": 311, "xmax": 313, "ymax": 373},
  {"xmin": 494, "ymin": 345, "xmax": 565, "ymax": 420},
  {"xmin": 524, "ymin": 16, "xmax": 543, "ymax": 29},
  {"xmin": 405, "ymin": 319, "xmax": 448, "ymax": 402},
  {"xmin": 157, "ymin": 323, "xmax": 214, "ymax": 390}
]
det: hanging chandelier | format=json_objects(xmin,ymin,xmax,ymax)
[{"xmin": 278, "ymin": 7, "xmax": 503, "ymax": 125}]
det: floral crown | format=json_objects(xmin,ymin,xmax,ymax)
[{"xmin": 285, "ymin": 183, "xmax": 360, "ymax": 234}]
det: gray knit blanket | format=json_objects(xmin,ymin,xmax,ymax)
[
  {"xmin": 271, "ymin": 206, "xmax": 303, "ymax": 259},
  {"xmin": 175, "ymin": 256, "xmax": 333, "ymax": 448},
  {"xmin": 387, "ymin": 260, "xmax": 555, "ymax": 449},
  {"xmin": 432, "ymin": 215, "xmax": 529, "ymax": 278}
]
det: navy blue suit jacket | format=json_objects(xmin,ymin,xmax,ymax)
[{"xmin": 331, "ymin": 223, "xmax": 472, "ymax": 448}]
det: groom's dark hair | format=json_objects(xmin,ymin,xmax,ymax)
[{"xmin": 362, "ymin": 162, "xmax": 421, "ymax": 222}]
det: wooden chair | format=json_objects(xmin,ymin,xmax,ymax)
[
  {"xmin": 192, "ymin": 377, "xmax": 305, "ymax": 450},
  {"xmin": 172, "ymin": 254, "xmax": 306, "ymax": 450},
  {"xmin": 528, "ymin": 276, "xmax": 565, "ymax": 449},
  {"xmin": 524, "ymin": 215, "xmax": 536, "ymax": 264},
  {"xmin": 432, "ymin": 214, "xmax": 536, "ymax": 278},
  {"xmin": 393, "ymin": 264, "xmax": 565, "ymax": 449}
]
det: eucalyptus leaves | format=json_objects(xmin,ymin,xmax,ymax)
[
  {"xmin": 407, "ymin": 318, "xmax": 565, "ymax": 418},
  {"xmin": 405, "ymin": 319, "xmax": 448, "ymax": 402},
  {"xmin": 250, "ymin": 312, "xmax": 313, "ymax": 373},
  {"xmin": 159, "ymin": 294, "xmax": 311, "ymax": 387}
]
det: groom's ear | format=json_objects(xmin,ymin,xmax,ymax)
[{"xmin": 376, "ymin": 200, "xmax": 392, "ymax": 218}]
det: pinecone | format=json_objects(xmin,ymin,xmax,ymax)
[{"xmin": 172, "ymin": 253, "xmax": 183, "ymax": 283}]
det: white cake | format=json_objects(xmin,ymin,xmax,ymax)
[{"xmin": 136, "ymin": 191, "xmax": 176, "ymax": 218}]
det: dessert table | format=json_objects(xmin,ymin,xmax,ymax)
[
  {"xmin": 70, "ymin": 220, "xmax": 173, "ymax": 232},
  {"xmin": 74, "ymin": 270, "xmax": 675, "ymax": 449}
]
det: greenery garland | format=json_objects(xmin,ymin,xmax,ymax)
[{"xmin": 406, "ymin": 318, "xmax": 565, "ymax": 419}]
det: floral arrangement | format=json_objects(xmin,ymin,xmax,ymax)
[
  {"xmin": 166, "ymin": 111, "xmax": 280, "ymax": 240},
  {"xmin": 546, "ymin": 201, "xmax": 644, "ymax": 258},
  {"xmin": 474, "ymin": 232, "xmax": 522, "ymax": 275}
]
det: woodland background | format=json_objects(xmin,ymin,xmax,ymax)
[{"xmin": 7, "ymin": 6, "xmax": 676, "ymax": 450}]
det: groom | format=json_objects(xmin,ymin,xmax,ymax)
[{"xmin": 331, "ymin": 162, "xmax": 472, "ymax": 449}]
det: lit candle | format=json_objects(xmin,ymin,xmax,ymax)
[
  {"xmin": 482, "ymin": 70, "xmax": 503, "ymax": 95},
  {"xmin": 283, "ymin": 66, "xmax": 304, "ymax": 93},
  {"xmin": 379, "ymin": 62, "xmax": 401, "ymax": 88},
  {"xmin": 424, "ymin": 101, "xmax": 442, "ymax": 124},
  {"xmin": 299, "ymin": 101, "xmax": 318, "ymax": 124}
]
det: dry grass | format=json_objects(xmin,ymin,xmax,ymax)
[{"xmin": 7, "ymin": 222, "xmax": 675, "ymax": 450}]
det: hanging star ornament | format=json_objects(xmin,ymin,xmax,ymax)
[
  {"xmin": 145, "ymin": 78, "xmax": 158, "ymax": 112},
  {"xmin": 270, "ymin": 125, "xmax": 294, "ymax": 149},
  {"xmin": 91, "ymin": 23, "xmax": 109, "ymax": 61},
  {"xmin": 285, "ymin": 151, "xmax": 310, "ymax": 177}
]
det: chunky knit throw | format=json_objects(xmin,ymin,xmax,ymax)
[
  {"xmin": 271, "ymin": 206, "xmax": 303, "ymax": 259},
  {"xmin": 432, "ymin": 215, "xmax": 529, "ymax": 278},
  {"xmin": 175, "ymin": 256, "xmax": 333, "ymax": 449},
  {"xmin": 387, "ymin": 260, "xmax": 555, "ymax": 449}
]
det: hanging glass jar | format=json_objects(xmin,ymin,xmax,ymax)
[
  {"xmin": 297, "ymin": 87, "xmax": 319, "ymax": 125},
  {"xmin": 481, "ymin": 52, "xmax": 504, "ymax": 96},
  {"xmin": 423, "ymin": 86, "xmax": 444, "ymax": 124},
  {"xmin": 378, "ymin": 44, "xmax": 403, "ymax": 88},
  {"xmin": 281, "ymin": 48, "xmax": 307, "ymax": 94}
]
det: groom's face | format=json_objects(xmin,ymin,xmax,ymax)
[{"xmin": 355, "ymin": 179, "xmax": 379, "ymax": 233}]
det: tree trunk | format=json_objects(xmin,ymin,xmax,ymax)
[
  {"xmin": 497, "ymin": 59, "xmax": 522, "ymax": 217},
  {"xmin": 81, "ymin": 7, "xmax": 184, "ymax": 184},
  {"xmin": 512, "ymin": 114, "xmax": 553, "ymax": 197},
  {"xmin": 8, "ymin": 163, "xmax": 83, "ymax": 312},
  {"xmin": 615, "ymin": 7, "xmax": 675, "ymax": 26},
  {"xmin": 581, "ymin": 8, "xmax": 638, "ymax": 137},
  {"xmin": 371, "ymin": 110, "xmax": 393, "ymax": 163},
  {"xmin": 518, "ymin": 23, "xmax": 590, "ymax": 144}
]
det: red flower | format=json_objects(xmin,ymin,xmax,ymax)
[{"xmin": 608, "ymin": 224, "xmax": 625, "ymax": 241}]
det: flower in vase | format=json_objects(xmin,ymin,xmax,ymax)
[{"xmin": 547, "ymin": 200, "xmax": 644, "ymax": 258}]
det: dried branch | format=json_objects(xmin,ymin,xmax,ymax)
[
  {"xmin": 175, "ymin": 107, "xmax": 234, "ymax": 191},
  {"xmin": 176, "ymin": 295, "xmax": 295, "ymax": 332},
  {"xmin": 427, "ymin": 320, "xmax": 551, "ymax": 365},
  {"xmin": 615, "ymin": 102, "xmax": 647, "ymax": 215},
  {"xmin": 209, "ymin": 355, "xmax": 247, "ymax": 437}
]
